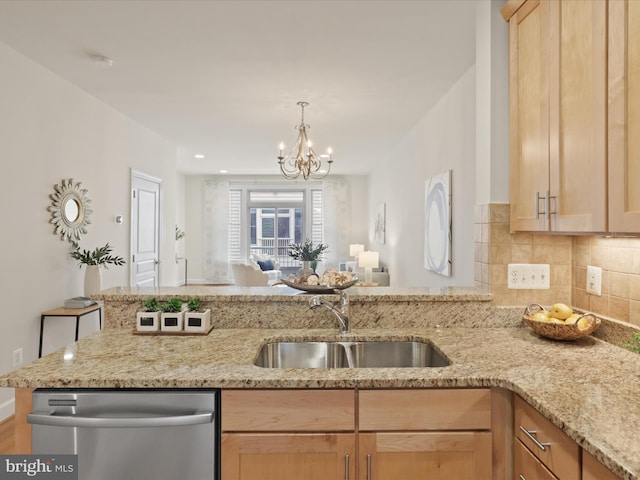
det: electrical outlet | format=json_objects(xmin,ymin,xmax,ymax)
[
  {"xmin": 12, "ymin": 348, "xmax": 23, "ymax": 367},
  {"xmin": 586, "ymin": 265, "xmax": 602, "ymax": 296},
  {"xmin": 508, "ymin": 264, "xmax": 550, "ymax": 289}
]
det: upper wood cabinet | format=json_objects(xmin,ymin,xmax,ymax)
[
  {"xmin": 505, "ymin": 0, "xmax": 608, "ymax": 233},
  {"xmin": 609, "ymin": 0, "xmax": 640, "ymax": 232}
]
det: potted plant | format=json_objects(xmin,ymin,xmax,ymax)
[
  {"xmin": 160, "ymin": 297, "xmax": 185, "ymax": 332},
  {"xmin": 136, "ymin": 297, "xmax": 161, "ymax": 332},
  {"xmin": 70, "ymin": 242, "xmax": 125, "ymax": 297},
  {"xmin": 287, "ymin": 239, "xmax": 329, "ymax": 276},
  {"xmin": 184, "ymin": 297, "xmax": 211, "ymax": 333}
]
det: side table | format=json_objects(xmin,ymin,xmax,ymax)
[{"xmin": 39, "ymin": 303, "xmax": 102, "ymax": 357}]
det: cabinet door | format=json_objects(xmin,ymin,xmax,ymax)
[
  {"xmin": 222, "ymin": 433, "xmax": 355, "ymax": 480},
  {"xmin": 509, "ymin": 0, "xmax": 551, "ymax": 232},
  {"xmin": 358, "ymin": 432, "xmax": 492, "ymax": 480},
  {"xmin": 609, "ymin": 0, "xmax": 640, "ymax": 232},
  {"xmin": 582, "ymin": 451, "xmax": 620, "ymax": 480},
  {"xmin": 549, "ymin": 0, "xmax": 607, "ymax": 232}
]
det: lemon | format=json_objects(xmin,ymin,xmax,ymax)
[
  {"xmin": 551, "ymin": 303, "xmax": 573, "ymax": 320},
  {"xmin": 565, "ymin": 313, "xmax": 581, "ymax": 325},
  {"xmin": 531, "ymin": 312, "xmax": 551, "ymax": 323}
]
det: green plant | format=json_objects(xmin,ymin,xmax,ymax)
[
  {"xmin": 287, "ymin": 239, "xmax": 329, "ymax": 261},
  {"xmin": 187, "ymin": 297, "xmax": 202, "ymax": 312},
  {"xmin": 175, "ymin": 225, "xmax": 186, "ymax": 241},
  {"xmin": 70, "ymin": 242, "xmax": 125, "ymax": 269},
  {"xmin": 160, "ymin": 297, "xmax": 183, "ymax": 313},
  {"xmin": 142, "ymin": 297, "xmax": 160, "ymax": 312},
  {"xmin": 624, "ymin": 332, "xmax": 640, "ymax": 354}
]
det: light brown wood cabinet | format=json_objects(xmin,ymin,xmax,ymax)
[
  {"xmin": 513, "ymin": 394, "xmax": 622, "ymax": 479},
  {"xmin": 514, "ymin": 395, "xmax": 580, "ymax": 480},
  {"xmin": 608, "ymin": 0, "xmax": 640, "ymax": 232},
  {"xmin": 505, "ymin": 0, "xmax": 608, "ymax": 233},
  {"xmin": 221, "ymin": 390, "xmax": 356, "ymax": 480},
  {"xmin": 358, "ymin": 389, "xmax": 493, "ymax": 480},
  {"xmin": 514, "ymin": 438, "xmax": 557, "ymax": 480},
  {"xmin": 583, "ymin": 450, "xmax": 621, "ymax": 480},
  {"xmin": 222, "ymin": 433, "xmax": 356, "ymax": 480},
  {"xmin": 221, "ymin": 388, "xmax": 495, "ymax": 480}
]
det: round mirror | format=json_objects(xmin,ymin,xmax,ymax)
[{"xmin": 48, "ymin": 178, "xmax": 93, "ymax": 242}]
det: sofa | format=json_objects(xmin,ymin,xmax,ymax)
[
  {"xmin": 242, "ymin": 254, "xmax": 282, "ymax": 285},
  {"xmin": 340, "ymin": 261, "xmax": 390, "ymax": 286},
  {"xmin": 231, "ymin": 263, "xmax": 271, "ymax": 286}
]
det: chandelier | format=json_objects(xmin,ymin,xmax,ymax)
[{"xmin": 278, "ymin": 101, "xmax": 333, "ymax": 180}]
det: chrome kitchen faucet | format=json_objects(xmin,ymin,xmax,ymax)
[{"xmin": 309, "ymin": 291, "xmax": 350, "ymax": 334}]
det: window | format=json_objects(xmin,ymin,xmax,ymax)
[{"xmin": 227, "ymin": 187, "xmax": 324, "ymax": 271}]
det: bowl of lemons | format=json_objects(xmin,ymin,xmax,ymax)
[{"xmin": 522, "ymin": 303, "xmax": 601, "ymax": 340}]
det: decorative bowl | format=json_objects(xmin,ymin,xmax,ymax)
[
  {"xmin": 522, "ymin": 303, "xmax": 601, "ymax": 341},
  {"xmin": 279, "ymin": 277, "xmax": 358, "ymax": 293}
]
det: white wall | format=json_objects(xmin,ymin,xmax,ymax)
[
  {"xmin": 368, "ymin": 67, "xmax": 477, "ymax": 287},
  {"xmin": 0, "ymin": 41, "xmax": 179, "ymax": 419},
  {"xmin": 183, "ymin": 175, "xmax": 369, "ymax": 283}
]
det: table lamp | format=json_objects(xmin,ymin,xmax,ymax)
[
  {"xmin": 358, "ymin": 251, "xmax": 379, "ymax": 284},
  {"xmin": 349, "ymin": 244, "xmax": 364, "ymax": 260}
]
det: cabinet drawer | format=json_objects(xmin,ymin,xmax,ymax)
[
  {"xmin": 359, "ymin": 389, "xmax": 491, "ymax": 431},
  {"xmin": 222, "ymin": 390, "xmax": 355, "ymax": 432},
  {"xmin": 514, "ymin": 396, "xmax": 579, "ymax": 480},
  {"xmin": 514, "ymin": 438, "xmax": 558, "ymax": 480}
]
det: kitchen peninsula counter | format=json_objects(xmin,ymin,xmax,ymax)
[{"xmin": 1, "ymin": 287, "xmax": 639, "ymax": 478}]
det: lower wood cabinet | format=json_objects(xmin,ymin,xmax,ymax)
[
  {"xmin": 514, "ymin": 437, "xmax": 557, "ymax": 480},
  {"xmin": 221, "ymin": 388, "xmax": 495, "ymax": 480},
  {"xmin": 583, "ymin": 450, "xmax": 621, "ymax": 480},
  {"xmin": 359, "ymin": 431, "xmax": 492, "ymax": 480},
  {"xmin": 222, "ymin": 433, "xmax": 355, "ymax": 480},
  {"xmin": 514, "ymin": 395, "xmax": 580, "ymax": 480}
]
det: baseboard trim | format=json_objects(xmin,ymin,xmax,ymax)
[{"xmin": 0, "ymin": 396, "xmax": 15, "ymax": 422}]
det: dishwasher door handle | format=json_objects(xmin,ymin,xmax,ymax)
[{"xmin": 27, "ymin": 410, "xmax": 214, "ymax": 428}]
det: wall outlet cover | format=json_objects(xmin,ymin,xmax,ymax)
[
  {"xmin": 508, "ymin": 263, "xmax": 550, "ymax": 290},
  {"xmin": 586, "ymin": 265, "xmax": 602, "ymax": 296}
]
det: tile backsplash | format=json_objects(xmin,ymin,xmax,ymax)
[{"xmin": 475, "ymin": 203, "xmax": 640, "ymax": 327}]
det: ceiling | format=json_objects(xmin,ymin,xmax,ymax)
[{"xmin": 0, "ymin": 0, "xmax": 477, "ymax": 176}]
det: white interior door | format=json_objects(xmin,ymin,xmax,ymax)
[{"xmin": 131, "ymin": 171, "xmax": 162, "ymax": 287}]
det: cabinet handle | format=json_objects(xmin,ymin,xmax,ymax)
[
  {"xmin": 519, "ymin": 475, "xmax": 526, "ymax": 480},
  {"xmin": 344, "ymin": 453, "xmax": 349, "ymax": 480},
  {"xmin": 519, "ymin": 425, "xmax": 551, "ymax": 451},
  {"xmin": 535, "ymin": 191, "xmax": 543, "ymax": 219},
  {"xmin": 535, "ymin": 191, "xmax": 556, "ymax": 220},
  {"xmin": 367, "ymin": 453, "xmax": 372, "ymax": 480}
]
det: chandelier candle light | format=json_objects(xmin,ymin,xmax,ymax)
[{"xmin": 278, "ymin": 101, "xmax": 333, "ymax": 180}]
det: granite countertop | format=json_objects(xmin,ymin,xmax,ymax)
[{"xmin": 1, "ymin": 325, "xmax": 639, "ymax": 479}]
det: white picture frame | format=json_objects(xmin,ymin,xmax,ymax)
[{"xmin": 374, "ymin": 203, "xmax": 386, "ymax": 245}]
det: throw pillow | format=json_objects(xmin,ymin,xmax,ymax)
[{"xmin": 257, "ymin": 259, "xmax": 274, "ymax": 271}]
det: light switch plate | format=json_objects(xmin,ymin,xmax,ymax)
[{"xmin": 586, "ymin": 265, "xmax": 602, "ymax": 296}]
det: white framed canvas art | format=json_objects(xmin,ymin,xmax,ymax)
[
  {"xmin": 424, "ymin": 170, "xmax": 452, "ymax": 276},
  {"xmin": 374, "ymin": 203, "xmax": 386, "ymax": 245}
]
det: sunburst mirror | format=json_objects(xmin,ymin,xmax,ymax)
[{"xmin": 48, "ymin": 178, "xmax": 92, "ymax": 242}]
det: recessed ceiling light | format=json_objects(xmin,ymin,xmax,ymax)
[
  {"xmin": 89, "ymin": 54, "xmax": 114, "ymax": 67},
  {"xmin": 219, "ymin": 170, "xmax": 228, "ymax": 174},
  {"xmin": 194, "ymin": 154, "xmax": 205, "ymax": 159}
]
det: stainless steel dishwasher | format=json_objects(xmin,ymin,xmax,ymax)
[{"xmin": 28, "ymin": 388, "xmax": 220, "ymax": 480}]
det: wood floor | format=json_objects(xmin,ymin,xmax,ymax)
[{"xmin": 0, "ymin": 415, "xmax": 15, "ymax": 454}]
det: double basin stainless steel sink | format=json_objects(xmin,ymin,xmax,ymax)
[{"xmin": 254, "ymin": 340, "xmax": 450, "ymax": 369}]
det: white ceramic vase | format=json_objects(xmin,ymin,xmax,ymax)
[{"xmin": 84, "ymin": 265, "xmax": 102, "ymax": 298}]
